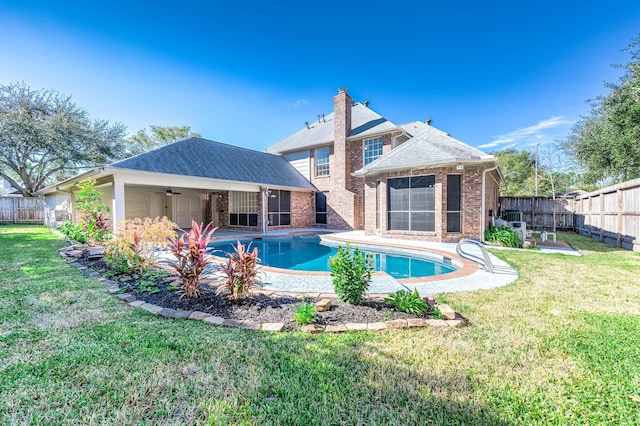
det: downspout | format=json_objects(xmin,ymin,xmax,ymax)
[
  {"xmin": 261, "ymin": 187, "xmax": 268, "ymax": 235},
  {"xmin": 481, "ymin": 163, "xmax": 499, "ymax": 242}
]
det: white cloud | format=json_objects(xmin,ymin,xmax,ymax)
[
  {"xmin": 293, "ymin": 99, "xmax": 309, "ymax": 108},
  {"xmin": 479, "ymin": 116, "xmax": 574, "ymax": 149}
]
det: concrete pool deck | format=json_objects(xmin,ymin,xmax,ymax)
[{"xmin": 205, "ymin": 229, "xmax": 522, "ymax": 296}]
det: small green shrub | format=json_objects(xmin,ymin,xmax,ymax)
[
  {"xmin": 484, "ymin": 225, "xmax": 522, "ymax": 248},
  {"xmin": 57, "ymin": 220, "xmax": 87, "ymax": 244},
  {"xmin": 385, "ymin": 288, "xmax": 428, "ymax": 315},
  {"xmin": 329, "ymin": 243, "xmax": 375, "ymax": 304},
  {"xmin": 75, "ymin": 178, "xmax": 112, "ymax": 245},
  {"xmin": 293, "ymin": 302, "xmax": 318, "ymax": 326}
]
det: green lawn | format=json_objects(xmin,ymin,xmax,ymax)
[{"xmin": 1, "ymin": 226, "xmax": 639, "ymax": 425}]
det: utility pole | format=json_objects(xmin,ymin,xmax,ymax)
[{"xmin": 535, "ymin": 142, "xmax": 540, "ymax": 197}]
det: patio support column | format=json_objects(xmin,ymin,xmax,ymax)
[{"xmin": 112, "ymin": 178, "xmax": 125, "ymax": 232}]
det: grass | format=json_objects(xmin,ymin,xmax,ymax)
[{"xmin": 1, "ymin": 225, "xmax": 639, "ymax": 424}]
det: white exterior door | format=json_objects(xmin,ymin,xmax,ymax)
[
  {"xmin": 174, "ymin": 196, "xmax": 202, "ymax": 228},
  {"xmin": 148, "ymin": 193, "xmax": 164, "ymax": 219}
]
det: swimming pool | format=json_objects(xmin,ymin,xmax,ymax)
[{"xmin": 208, "ymin": 235, "xmax": 457, "ymax": 279}]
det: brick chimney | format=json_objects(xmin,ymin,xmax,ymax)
[{"xmin": 332, "ymin": 87, "xmax": 352, "ymax": 191}]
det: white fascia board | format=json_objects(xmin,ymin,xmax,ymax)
[
  {"xmin": 105, "ymin": 167, "xmax": 315, "ymax": 192},
  {"xmin": 352, "ymin": 158, "xmax": 498, "ymax": 177}
]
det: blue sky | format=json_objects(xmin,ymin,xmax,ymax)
[{"xmin": 1, "ymin": 1, "xmax": 640, "ymax": 155}]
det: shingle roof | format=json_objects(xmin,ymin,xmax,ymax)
[
  {"xmin": 353, "ymin": 126, "xmax": 496, "ymax": 176},
  {"xmin": 111, "ymin": 138, "xmax": 315, "ymax": 190},
  {"xmin": 399, "ymin": 120, "xmax": 430, "ymax": 137},
  {"xmin": 266, "ymin": 103, "xmax": 398, "ymax": 154}
]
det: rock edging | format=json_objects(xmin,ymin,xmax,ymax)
[{"xmin": 60, "ymin": 246, "xmax": 466, "ymax": 333}]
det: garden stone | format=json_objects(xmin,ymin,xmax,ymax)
[
  {"xmin": 261, "ymin": 323, "xmax": 285, "ymax": 332},
  {"xmin": 315, "ymin": 299, "xmax": 332, "ymax": 312},
  {"xmin": 425, "ymin": 319, "xmax": 448, "ymax": 328},
  {"xmin": 107, "ymin": 287, "xmax": 120, "ymax": 294},
  {"xmin": 240, "ymin": 321, "xmax": 261, "ymax": 330},
  {"xmin": 189, "ymin": 311, "xmax": 212, "ymax": 320},
  {"xmin": 222, "ymin": 319, "xmax": 243, "ymax": 328},
  {"xmin": 158, "ymin": 308, "xmax": 178, "ymax": 318},
  {"xmin": 117, "ymin": 293, "xmax": 136, "ymax": 303},
  {"xmin": 385, "ymin": 319, "xmax": 408, "ymax": 329},
  {"xmin": 302, "ymin": 324, "xmax": 324, "ymax": 333},
  {"xmin": 406, "ymin": 318, "xmax": 427, "ymax": 328},
  {"xmin": 345, "ymin": 323, "xmax": 367, "ymax": 331},
  {"xmin": 129, "ymin": 300, "xmax": 145, "ymax": 307},
  {"xmin": 367, "ymin": 322, "xmax": 387, "ymax": 331},
  {"xmin": 324, "ymin": 325, "xmax": 347, "ymax": 333},
  {"xmin": 203, "ymin": 316, "xmax": 225, "ymax": 325},
  {"xmin": 140, "ymin": 303, "xmax": 163, "ymax": 314},
  {"xmin": 437, "ymin": 304, "xmax": 456, "ymax": 320},
  {"xmin": 173, "ymin": 310, "xmax": 193, "ymax": 319},
  {"xmin": 67, "ymin": 250, "xmax": 83, "ymax": 258}
]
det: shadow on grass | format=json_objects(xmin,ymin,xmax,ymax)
[{"xmin": 201, "ymin": 330, "xmax": 510, "ymax": 425}]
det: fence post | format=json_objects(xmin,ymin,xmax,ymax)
[
  {"xmin": 617, "ymin": 189, "xmax": 623, "ymax": 248},
  {"xmin": 12, "ymin": 197, "xmax": 16, "ymax": 224}
]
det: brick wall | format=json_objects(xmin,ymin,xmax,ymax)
[
  {"xmin": 290, "ymin": 191, "xmax": 315, "ymax": 229},
  {"xmin": 364, "ymin": 165, "xmax": 498, "ymax": 242}
]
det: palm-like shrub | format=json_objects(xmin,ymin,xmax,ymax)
[
  {"xmin": 167, "ymin": 220, "xmax": 217, "ymax": 298},
  {"xmin": 217, "ymin": 241, "xmax": 263, "ymax": 300}
]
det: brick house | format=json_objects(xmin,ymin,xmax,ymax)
[
  {"xmin": 39, "ymin": 88, "xmax": 502, "ymax": 242},
  {"xmin": 267, "ymin": 88, "xmax": 503, "ymax": 242}
]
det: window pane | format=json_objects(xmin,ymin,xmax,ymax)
[
  {"xmin": 315, "ymin": 192, "xmax": 327, "ymax": 213},
  {"xmin": 447, "ymin": 212, "xmax": 461, "ymax": 233},
  {"xmin": 388, "ymin": 178, "xmax": 409, "ymax": 211},
  {"xmin": 388, "ymin": 212, "xmax": 409, "ymax": 230},
  {"xmin": 280, "ymin": 213, "xmax": 291, "ymax": 226},
  {"xmin": 268, "ymin": 213, "xmax": 279, "ymax": 226},
  {"xmin": 425, "ymin": 212, "xmax": 435, "ymax": 232},
  {"xmin": 411, "ymin": 184, "xmax": 428, "ymax": 210},
  {"xmin": 410, "ymin": 212, "xmax": 428, "ymax": 231},
  {"xmin": 230, "ymin": 213, "xmax": 238, "ymax": 226},
  {"xmin": 364, "ymin": 137, "xmax": 384, "ymax": 166},
  {"xmin": 268, "ymin": 192, "xmax": 279, "ymax": 212},
  {"xmin": 447, "ymin": 175, "xmax": 461, "ymax": 211},
  {"xmin": 315, "ymin": 147, "xmax": 330, "ymax": 177},
  {"xmin": 249, "ymin": 214, "xmax": 258, "ymax": 227},
  {"xmin": 239, "ymin": 213, "xmax": 248, "ymax": 226},
  {"xmin": 279, "ymin": 191, "xmax": 291, "ymax": 212},
  {"xmin": 316, "ymin": 213, "xmax": 327, "ymax": 224}
]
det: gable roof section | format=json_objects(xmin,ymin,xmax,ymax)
[
  {"xmin": 353, "ymin": 126, "xmax": 496, "ymax": 176},
  {"xmin": 266, "ymin": 103, "xmax": 398, "ymax": 154},
  {"xmin": 111, "ymin": 137, "xmax": 315, "ymax": 190}
]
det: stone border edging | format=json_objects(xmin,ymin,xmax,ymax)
[{"xmin": 60, "ymin": 246, "xmax": 466, "ymax": 333}]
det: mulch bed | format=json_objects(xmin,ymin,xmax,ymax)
[{"xmin": 80, "ymin": 257, "xmax": 442, "ymax": 330}]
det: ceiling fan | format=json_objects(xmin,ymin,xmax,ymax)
[{"xmin": 157, "ymin": 188, "xmax": 182, "ymax": 196}]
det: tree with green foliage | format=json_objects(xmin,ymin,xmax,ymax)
[
  {"xmin": 0, "ymin": 82, "xmax": 127, "ymax": 196},
  {"xmin": 564, "ymin": 35, "xmax": 640, "ymax": 184},
  {"xmin": 128, "ymin": 125, "xmax": 201, "ymax": 155},
  {"xmin": 492, "ymin": 148, "xmax": 538, "ymax": 196}
]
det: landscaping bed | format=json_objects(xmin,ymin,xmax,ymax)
[{"xmin": 70, "ymin": 252, "xmax": 455, "ymax": 331}]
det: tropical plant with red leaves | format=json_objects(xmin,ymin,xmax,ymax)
[
  {"xmin": 167, "ymin": 220, "xmax": 217, "ymax": 298},
  {"xmin": 217, "ymin": 241, "xmax": 263, "ymax": 300}
]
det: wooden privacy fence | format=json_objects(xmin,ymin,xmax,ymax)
[
  {"xmin": 0, "ymin": 196, "xmax": 45, "ymax": 224},
  {"xmin": 499, "ymin": 196, "xmax": 576, "ymax": 230},
  {"xmin": 574, "ymin": 178, "xmax": 640, "ymax": 252}
]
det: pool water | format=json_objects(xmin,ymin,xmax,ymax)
[{"xmin": 208, "ymin": 236, "xmax": 457, "ymax": 279}]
